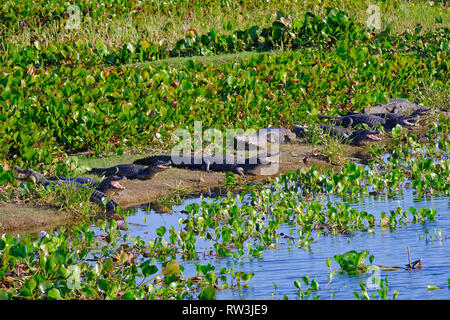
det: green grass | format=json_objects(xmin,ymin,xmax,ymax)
[
  {"xmin": 2, "ymin": 0, "xmax": 448, "ymax": 54},
  {"xmin": 127, "ymin": 50, "xmax": 276, "ymax": 68}
]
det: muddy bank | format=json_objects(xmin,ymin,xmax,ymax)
[
  {"xmin": 0, "ymin": 121, "xmax": 435, "ymax": 235},
  {"xmin": 0, "ymin": 203, "xmax": 73, "ymax": 235},
  {"xmin": 0, "ymin": 139, "xmax": 358, "ymax": 234},
  {"xmin": 111, "ymin": 141, "xmax": 357, "ymax": 208}
]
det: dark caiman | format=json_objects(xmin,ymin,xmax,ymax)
[
  {"xmin": 88, "ymin": 161, "xmax": 171, "ymax": 180},
  {"xmin": 58, "ymin": 176, "xmax": 125, "ymax": 192},
  {"xmin": 319, "ymin": 113, "xmax": 415, "ymax": 130},
  {"xmin": 133, "ymin": 153, "xmax": 279, "ymax": 176},
  {"xmin": 293, "ymin": 125, "xmax": 381, "ymax": 145},
  {"xmin": 14, "ymin": 167, "xmax": 122, "ymax": 210}
]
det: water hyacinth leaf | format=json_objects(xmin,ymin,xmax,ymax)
[
  {"xmin": 9, "ymin": 244, "xmax": 27, "ymax": 258},
  {"xmin": 86, "ymin": 75, "xmax": 96, "ymax": 86},
  {"xmin": 301, "ymin": 276, "xmax": 310, "ymax": 286},
  {"xmin": 156, "ymin": 226, "xmax": 167, "ymax": 237},
  {"xmin": 97, "ymin": 279, "xmax": 110, "ymax": 292},
  {"xmin": 242, "ymin": 272, "xmax": 254, "ymax": 285},
  {"xmin": 141, "ymin": 260, "xmax": 158, "ymax": 278},
  {"xmin": 47, "ymin": 288, "xmax": 61, "ymax": 300},
  {"xmin": 103, "ymin": 259, "xmax": 115, "ymax": 273},
  {"xmin": 163, "ymin": 259, "xmax": 180, "ymax": 277},
  {"xmin": 198, "ymin": 285, "xmax": 216, "ymax": 300},
  {"xmin": 0, "ymin": 290, "xmax": 12, "ymax": 300}
]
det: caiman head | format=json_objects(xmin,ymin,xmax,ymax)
[
  {"xmin": 398, "ymin": 118, "xmax": 417, "ymax": 127},
  {"xmin": 97, "ymin": 176, "xmax": 126, "ymax": 192},
  {"xmin": 385, "ymin": 117, "xmax": 417, "ymax": 130},
  {"xmin": 292, "ymin": 125, "xmax": 306, "ymax": 137},
  {"xmin": 349, "ymin": 130, "xmax": 382, "ymax": 144},
  {"xmin": 14, "ymin": 167, "xmax": 50, "ymax": 185},
  {"xmin": 136, "ymin": 160, "xmax": 171, "ymax": 180}
]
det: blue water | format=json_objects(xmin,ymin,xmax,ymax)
[{"xmin": 104, "ymin": 189, "xmax": 449, "ymax": 300}]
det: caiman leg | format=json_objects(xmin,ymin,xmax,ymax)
[
  {"xmin": 235, "ymin": 167, "xmax": 246, "ymax": 177},
  {"xmin": 204, "ymin": 159, "xmax": 212, "ymax": 173}
]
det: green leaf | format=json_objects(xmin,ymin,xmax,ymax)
[
  {"xmin": 156, "ymin": 226, "xmax": 167, "ymax": 237},
  {"xmin": 103, "ymin": 259, "xmax": 114, "ymax": 273},
  {"xmin": 311, "ymin": 278, "xmax": 319, "ymax": 291},
  {"xmin": 0, "ymin": 290, "xmax": 11, "ymax": 300},
  {"xmin": 301, "ymin": 276, "xmax": 310, "ymax": 286},
  {"xmin": 198, "ymin": 285, "xmax": 216, "ymax": 300},
  {"xmin": 47, "ymin": 288, "xmax": 61, "ymax": 300},
  {"xmin": 86, "ymin": 75, "xmax": 96, "ymax": 86},
  {"xmin": 163, "ymin": 259, "xmax": 180, "ymax": 277},
  {"xmin": 10, "ymin": 244, "xmax": 27, "ymax": 258},
  {"xmin": 141, "ymin": 260, "xmax": 158, "ymax": 278},
  {"xmin": 97, "ymin": 279, "xmax": 110, "ymax": 292}
]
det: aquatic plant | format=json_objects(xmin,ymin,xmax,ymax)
[{"xmin": 334, "ymin": 250, "xmax": 371, "ymax": 274}]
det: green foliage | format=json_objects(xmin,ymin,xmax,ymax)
[{"xmin": 334, "ymin": 250, "xmax": 370, "ymax": 274}]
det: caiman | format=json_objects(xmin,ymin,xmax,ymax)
[
  {"xmin": 88, "ymin": 161, "xmax": 170, "ymax": 180},
  {"xmin": 58, "ymin": 176, "xmax": 125, "ymax": 192},
  {"xmin": 364, "ymin": 98, "xmax": 432, "ymax": 116},
  {"xmin": 320, "ymin": 125, "xmax": 382, "ymax": 145},
  {"xmin": 234, "ymin": 127, "xmax": 296, "ymax": 150},
  {"xmin": 319, "ymin": 113, "xmax": 415, "ymax": 130},
  {"xmin": 133, "ymin": 153, "xmax": 279, "ymax": 176},
  {"xmin": 346, "ymin": 111, "xmax": 418, "ymax": 126},
  {"xmin": 292, "ymin": 125, "xmax": 381, "ymax": 145},
  {"xmin": 14, "ymin": 167, "xmax": 121, "ymax": 210}
]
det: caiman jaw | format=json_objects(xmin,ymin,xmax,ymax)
[
  {"xmin": 366, "ymin": 134, "xmax": 381, "ymax": 141},
  {"xmin": 111, "ymin": 181, "xmax": 125, "ymax": 189},
  {"xmin": 401, "ymin": 119, "xmax": 416, "ymax": 126},
  {"xmin": 156, "ymin": 161, "xmax": 171, "ymax": 169}
]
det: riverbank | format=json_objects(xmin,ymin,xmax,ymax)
[{"xmin": 4, "ymin": 121, "xmax": 437, "ymax": 235}]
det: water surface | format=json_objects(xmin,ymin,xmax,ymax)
[{"xmin": 101, "ymin": 189, "xmax": 450, "ymax": 300}]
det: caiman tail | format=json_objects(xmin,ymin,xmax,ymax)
[{"xmin": 14, "ymin": 167, "xmax": 119, "ymax": 211}]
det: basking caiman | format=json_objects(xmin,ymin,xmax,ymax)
[
  {"xmin": 319, "ymin": 113, "xmax": 415, "ymax": 130},
  {"xmin": 364, "ymin": 98, "xmax": 432, "ymax": 116},
  {"xmin": 88, "ymin": 161, "xmax": 170, "ymax": 180},
  {"xmin": 234, "ymin": 127, "xmax": 296, "ymax": 150},
  {"xmin": 292, "ymin": 125, "xmax": 381, "ymax": 145},
  {"xmin": 133, "ymin": 153, "xmax": 278, "ymax": 177},
  {"xmin": 58, "ymin": 176, "xmax": 125, "ymax": 192},
  {"xmin": 14, "ymin": 167, "xmax": 121, "ymax": 210},
  {"xmin": 320, "ymin": 125, "xmax": 382, "ymax": 145}
]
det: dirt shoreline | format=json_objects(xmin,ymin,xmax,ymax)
[{"xmin": 0, "ymin": 124, "xmax": 434, "ymax": 235}]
